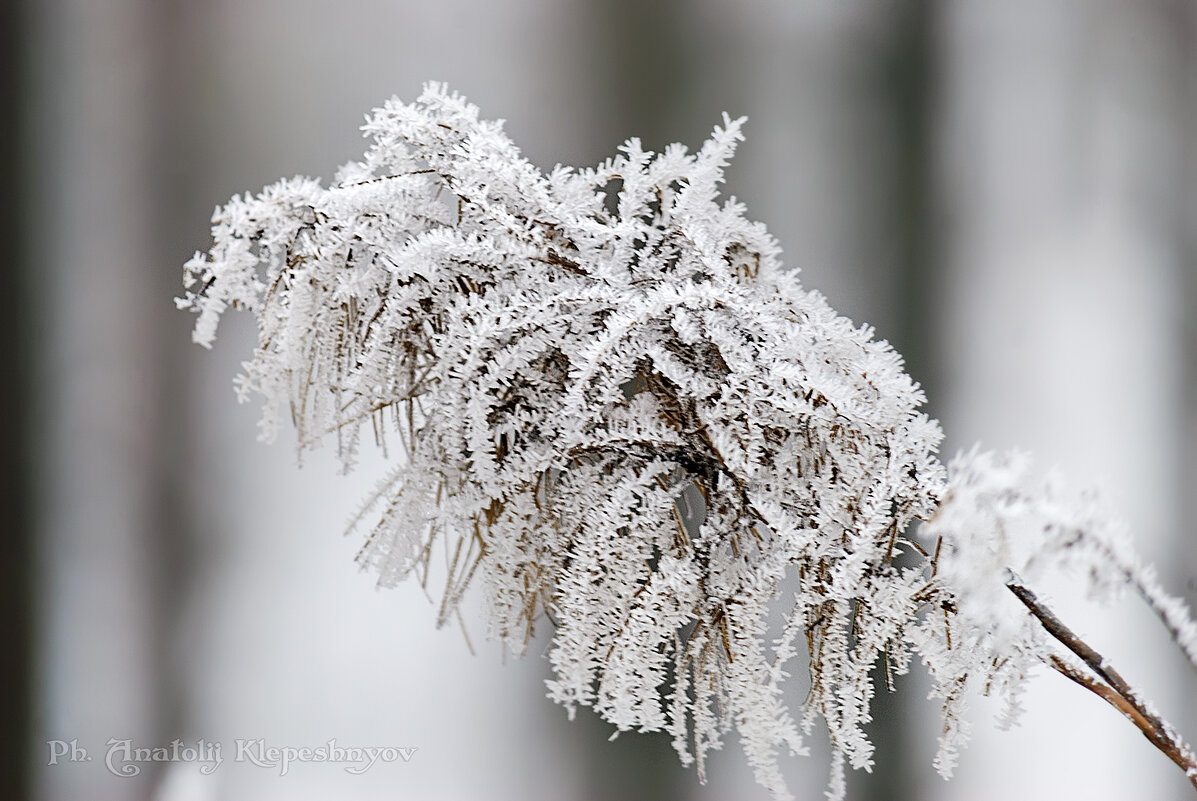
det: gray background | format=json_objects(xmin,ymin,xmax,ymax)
[{"xmin": 18, "ymin": 2, "xmax": 1197, "ymax": 799}]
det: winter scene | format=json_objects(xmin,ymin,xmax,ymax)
[{"xmin": 19, "ymin": 3, "xmax": 1197, "ymax": 801}]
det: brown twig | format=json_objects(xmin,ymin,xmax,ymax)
[{"xmin": 1007, "ymin": 580, "xmax": 1197, "ymax": 791}]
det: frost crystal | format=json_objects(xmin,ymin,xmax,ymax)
[{"xmin": 181, "ymin": 84, "xmax": 1197, "ymax": 799}]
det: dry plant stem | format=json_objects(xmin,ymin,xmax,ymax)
[
  {"xmin": 1007, "ymin": 581, "xmax": 1197, "ymax": 791},
  {"xmin": 186, "ymin": 86, "xmax": 1197, "ymax": 799}
]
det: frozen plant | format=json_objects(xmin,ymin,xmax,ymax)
[{"xmin": 179, "ymin": 83, "xmax": 1197, "ymax": 799}]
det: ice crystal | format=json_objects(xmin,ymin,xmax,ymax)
[{"xmin": 180, "ymin": 84, "xmax": 1197, "ymax": 800}]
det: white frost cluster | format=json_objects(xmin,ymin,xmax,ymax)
[
  {"xmin": 180, "ymin": 84, "xmax": 1196, "ymax": 800},
  {"xmin": 915, "ymin": 449, "xmax": 1197, "ymax": 776}
]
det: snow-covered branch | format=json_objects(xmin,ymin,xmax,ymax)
[{"xmin": 180, "ymin": 83, "xmax": 1197, "ymax": 800}]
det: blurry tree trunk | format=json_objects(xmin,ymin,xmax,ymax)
[
  {"xmin": 4, "ymin": 1, "xmax": 33, "ymax": 799},
  {"xmin": 856, "ymin": 4, "xmax": 940, "ymax": 801},
  {"xmin": 572, "ymin": 5, "xmax": 694, "ymax": 799},
  {"xmin": 1176, "ymin": 0, "xmax": 1197, "ymax": 759},
  {"xmin": 31, "ymin": 1, "xmax": 193, "ymax": 799}
]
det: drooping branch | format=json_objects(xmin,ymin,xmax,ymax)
[
  {"xmin": 183, "ymin": 84, "xmax": 1197, "ymax": 801},
  {"xmin": 1007, "ymin": 580, "xmax": 1197, "ymax": 791}
]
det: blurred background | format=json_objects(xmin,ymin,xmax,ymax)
[{"xmin": 8, "ymin": 1, "xmax": 1197, "ymax": 799}]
